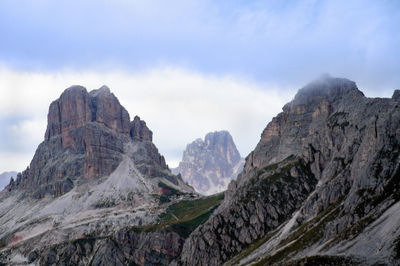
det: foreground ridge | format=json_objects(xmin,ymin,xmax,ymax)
[{"xmin": 179, "ymin": 76, "xmax": 400, "ymax": 265}]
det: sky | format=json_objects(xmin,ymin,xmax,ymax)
[{"xmin": 0, "ymin": 0, "xmax": 399, "ymax": 175}]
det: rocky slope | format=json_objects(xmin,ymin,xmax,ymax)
[
  {"xmin": 178, "ymin": 75, "xmax": 400, "ymax": 265},
  {"xmin": 173, "ymin": 131, "xmax": 244, "ymax": 195},
  {"xmin": 0, "ymin": 85, "xmax": 195, "ymax": 265}
]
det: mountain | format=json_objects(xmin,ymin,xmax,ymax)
[
  {"xmin": 3, "ymin": 76, "xmax": 400, "ymax": 265},
  {"xmin": 0, "ymin": 85, "xmax": 196, "ymax": 265},
  {"xmin": 173, "ymin": 131, "xmax": 244, "ymax": 195},
  {"xmin": 0, "ymin": 171, "xmax": 17, "ymax": 190},
  {"xmin": 179, "ymin": 76, "xmax": 400, "ymax": 265}
]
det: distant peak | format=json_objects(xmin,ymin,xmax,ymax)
[{"xmin": 205, "ymin": 130, "xmax": 231, "ymax": 139}]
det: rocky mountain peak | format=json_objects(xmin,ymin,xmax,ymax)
[
  {"xmin": 45, "ymin": 85, "xmax": 130, "ymax": 144},
  {"xmin": 284, "ymin": 74, "xmax": 364, "ymax": 111},
  {"xmin": 204, "ymin": 130, "xmax": 241, "ymax": 165},
  {"xmin": 173, "ymin": 131, "xmax": 244, "ymax": 195},
  {"xmin": 8, "ymin": 85, "xmax": 186, "ymax": 198}
]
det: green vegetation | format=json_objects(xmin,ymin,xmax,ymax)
[{"xmin": 134, "ymin": 193, "xmax": 224, "ymax": 238}]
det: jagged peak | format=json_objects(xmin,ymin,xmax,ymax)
[
  {"xmin": 205, "ymin": 130, "xmax": 230, "ymax": 138},
  {"xmin": 205, "ymin": 130, "xmax": 233, "ymax": 144}
]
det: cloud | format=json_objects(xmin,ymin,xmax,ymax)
[
  {"xmin": 0, "ymin": 66, "xmax": 294, "ymax": 172},
  {"xmin": 0, "ymin": 0, "xmax": 399, "ymax": 92}
]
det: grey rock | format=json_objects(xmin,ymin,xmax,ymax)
[
  {"xmin": 6, "ymin": 85, "xmax": 185, "ymax": 198},
  {"xmin": 178, "ymin": 75, "xmax": 400, "ymax": 265},
  {"xmin": 173, "ymin": 131, "xmax": 244, "ymax": 195}
]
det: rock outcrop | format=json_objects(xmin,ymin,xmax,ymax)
[
  {"xmin": 0, "ymin": 85, "xmax": 195, "ymax": 265},
  {"xmin": 173, "ymin": 131, "xmax": 244, "ymax": 195},
  {"xmin": 6, "ymin": 85, "xmax": 173, "ymax": 198},
  {"xmin": 179, "ymin": 75, "xmax": 400, "ymax": 265}
]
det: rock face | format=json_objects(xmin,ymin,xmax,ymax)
[
  {"xmin": 6, "ymin": 85, "xmax": 173, "ymax": 198},
  {"xmin": 0, "ymin": 85, "xmax": 195, "ymax": 265},
  {"xmin": 35, "ymin": 229, "xmax": 184, "ymax": 266},
  {"xmin": 179, "ymin": 75, "xmax": 400, "ymax": 265},
  {"xmin": 173, "ymin": 131, "xmax": 244, "ymax": 195}
]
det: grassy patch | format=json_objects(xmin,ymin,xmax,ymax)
[
  {"xmin": 134, "ymin": 193, "xmax": 224, "ymax": 238},
  {"xmin": 160, "ymin": 193, "xmax": 224, "ymax": 222}
]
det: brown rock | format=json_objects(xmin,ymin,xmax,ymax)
[{"xmin": 9, "ymin": 85, "xmax": 180, "ymax": 197}]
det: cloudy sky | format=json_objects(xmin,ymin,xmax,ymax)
[{"xmin": 0, "ymin": 0, "xmax": 399, "ymax": 174}]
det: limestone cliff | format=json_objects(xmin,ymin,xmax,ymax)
[
  {"xmin": 7, "ymin": 85, "xmax": 174, "ymax": 198},
  {"xmin": 0, "ymin": 85, "xmax": 194, "ymax": 266}
]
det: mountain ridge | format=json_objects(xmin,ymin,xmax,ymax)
[
  {"xmin": 2, "ymin": 77, "xmax": 400, "ymax": 265},
  {"xmin": 179, "ymin": 75, "xmax": 400, "ymax": 265}
]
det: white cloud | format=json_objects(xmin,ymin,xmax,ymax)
[
  {"xmin": 6, "ymin": 117, "xmax": 46, "ymax": 152},
  {"xmin": 0, "ymin": 66, "xmax": 293, "ymax": 171}
]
